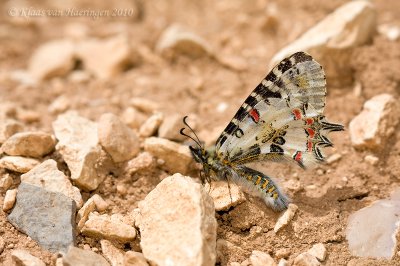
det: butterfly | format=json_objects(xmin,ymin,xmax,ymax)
[{"xmin": 180, "ymin": 52, "xmax": 344, "ymax": 211}]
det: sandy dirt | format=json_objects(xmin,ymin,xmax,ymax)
[{"xmin": 1, "ymin": 0, "xmax": 400, "ymax": 265}]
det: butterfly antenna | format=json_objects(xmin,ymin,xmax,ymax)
[{"xmin": 181, "ymin": 116, "xmax": 203, "ymax": 148}]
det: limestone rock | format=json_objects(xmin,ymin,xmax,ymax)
[
  {"xmin": 8, "ymin": 182, "xmax": 76, "ymax": 253},
  {"xmin": 156, "ymin": 24, "xmax": 213, "ymax": 59},
  {"xmin": 28, "ymin": 39, "xmax": 76, "ymax": 80},
  {"xmin": 364, "ymin": 155, "xmax": 379, "ymax": 166},
  {"xmin": 11, "ymin": 249, "xmax": 46, "ymax": 266},
  {"xmin": 274, "ymin": 204, "xmax": 298, "ymax": 233},
  {"xmin": 250, "ymin": 250, "xmax": 276, "ymax": 266},
  {"xmin": 100, "ymin": 239, "xmax": 125, "ymax": 266},
  {"xmin": 0, "ymin": 174, "xmax": 13, "ymax": 191},
  {"xmin": 0, "ymin": 119, "xmax": 23, "ymax": 144},
  {"xmin": 76, "ymin": 196, "xmax": 97, "ymax": 231},
  {"xmin": 270, "ymin": 1, "xmax": 376, "ymax": 86},
  {"xmin": 77, "ymin": 35, "xmax": 136, "ymax": 79},
  {"xmin": 158, "ymin": 114, "xmax": 187, "ymax": 141},
  {"xmin": 307, "ymin": 243, "xmax": 326, "ymax": 262},
  {"xmin": 121, "ymin": 107, "xmax": 147, "ymax": 129},
  {"xmin": 378, "ymin": 24, "xmax": 400, "ymax": 41},
  {"xmin": 139, "ymin": 112, "xmax": 164, "ymax": 137},
  {"xmin": 21, "ymin": 159, "xmax": 83, "ymax": 208},
  {"xmin": 48, "ymin": 95, "xmax": 70, "ymax": 114},
  {"xmin": 346, "ymin": 189, "xmax": 400, "ymax": 259},
  {"xmin": 144, "ymin": 137, "xmax": 193, "ymax": 174},
  {"xmin": 129, "ymin": 98, "xmax": 160, "ymax": 114},
  {"xmin": 1, "ymin": 131, "xmax": 55, "ymax": 158},
  {"xmin": 52, "ymin": 111, "xmax": 111, "ymax": 191},
  {"xmin": 124, "ymin": 152, "xmax": 155, "ymax": 175},
  {"xmin": 124, "ymin": 251, "xmax": 149, "ymax": 266},
  {"xmin": 98, "ymin": 113, "xmax": 140, "ymax": 163},
  {"xmin": 0, "ymin": 156, "xmax": 40, "ymax": 173},
  {"xmin": 138, "ymin": 173, "xmax": 217, "ymax": 266},
  {"xmin": 92, "ymin": 194, "xmax": 109, "ymax": 212},
  {"xmin": 278, "ymin": 259, "xmax": 288, "ymax": 266},
  {"xmin": 349, "ymin": 94, "xmax": 400, "ymax": 150},
  {"xmin": 82, "ymin": 213, "xmax": 136, "ymax": 243},
  {"xmin": 3, "ymin": 188, "xmax": 17, "ymax": 211},
  {"xmin": 62, "ymin": 246, "xmax": 110, "ymax": 266},
  {"xmin": 205, "ymin": 181, "xmax": 246, "ymax": 211},
  {"xmin": 293, "ymin": 252, "xmax": 321, "ymax": 266}
]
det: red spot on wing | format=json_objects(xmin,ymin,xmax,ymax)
[
  {"xmin": 307, "ymin": 140, "xmax": 313, "ymax": 152},
  {"xmin": 292, "ymin": 109, "xmax": 302, "ymax": 120},
  {"xmin": 294, "ymin": 151, "xmax": 302, "ymax": 162},
  {"xmin": 249, "ymin": 108, "xmax": 260, "ymax": 123},
  {"xmin": 306, "ymin": 128, "xmax": 315, "ymax": 138},
  {"xmin": 305, "ymin": 118, "xmax": 314, "ymax": 125}
]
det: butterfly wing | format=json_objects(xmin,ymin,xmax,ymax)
[{"xmin": 215, "ymin": 51, "xmax": 343, "ymax": 168}]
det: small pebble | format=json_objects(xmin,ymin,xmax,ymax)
[
  {"xmin": 2, "ymin": 189, "xmax": 17, "ymax": 211},
  {"xmin": 274, "ymin": 204, "xmax": 298, "ymax": 233}
]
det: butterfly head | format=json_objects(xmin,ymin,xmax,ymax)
[
  {"xmin": 189, "ymin": 145, "xmax": 208, "ymax": 164},
  {"xmin": 180, "ymin": 116, "xmax": 212, "ymax": 181}
]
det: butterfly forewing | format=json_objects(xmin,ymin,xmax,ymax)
[{"xmin": 215, "ymin": 52, "xmax": 339, "ymax": 168}]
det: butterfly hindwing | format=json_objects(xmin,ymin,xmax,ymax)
[{"xmin": 215, "ymin": 52, "xmax": 342, "ymax": 168}]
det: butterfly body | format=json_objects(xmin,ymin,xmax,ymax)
[{"xmin": 183, "ymin": 52, "xmax": 344, "ymax": 212}]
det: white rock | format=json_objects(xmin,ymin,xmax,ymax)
[
  {"xmin": 62, "ymin": 246, "xmax": 110, "ymax": 266},
  {"xmin": 156, "ymin": 24, "xmax": 213, "ymax": 59},
  {"xmin": 92, "ymin": 194, "xmax": 109, "ymax": 212},
  {"xmin": 100, "ymin": 239, "xmax": 125, "ymax": 266},
  {"xmin": 0, "ymin": 174, "xmax": 13, "ymax": 190},
  {"xmin": 77, "ymin": 35, "xmax": 135, "ymax": 79},
  {"xmin": 0, "ymin": 156, "xmax": 40, "ymax": 173},
  {"xmin": 28, "ymin": 39, "xmax": 76, "ymax": 81},
  {"xmin": 293, "ymin": 252, "xmax": 321, "ymax": 266},
  {"xmin": 76, "ymin": 196, "xmax": 96, "ymax": 231},
  {"xmin": 349, "ymin": 94, "xmax": 400, "ymax": 150},
  {"xmin": 0, "ymin": 119, "xmax": 23, "ymax": 144},
  {"xmin": 129, "ymin": 98, "xmax": 160, "ymax": 114},
  {"xmin": 144, "ymin": 137, "xmax": 193, "ymax": 174},
  {"xmin": 326, "ymin": 153, "xmax": 342, "ymax": 164},
  {"xmin": 121, "ymin": 107, "xmax": 147, "ymax": 129},
  {"xmin": 138, "ymin": 173, "xmax": 217, "ymax": 266},
  {"xmin": 124, "ymin": 251, "xmax": 149, "ymax": 266},
  {"xmin": 11, "ymin": 249, "xmax": 46, "ymax": 266},
  {"xmin": 124, "ymin": 152, "xmax": 155, "ymax": 175},
  {"xmin": 274, "ymin": 204, "xmax": 298, "ymax": 233},
  {"xmin": 205, "ymin": 181, "xmax": 246, "ymax": 211},
  {"xmin": 21, "ymin": 159, "xmax": 83, "ymax": 208},
  {"xmin": 82, "ymin": 213, "xmax": 136, "ymax": 243},
  {"xmin": 307, "ymin": 243, "xmax": 326, "ymax": 262},
  {"xmin": 3, "ymin": 189, "xmax": 17, "ymax": 211},
  {"xmin": 1, "ymin": 131, "xmax": 55, "ymax": 158},
  {"xmin": 364, "ymin": 155, "xmax": 379, "ymax": 166},
  {"xmin": 249, "ymin": 250, "xmax": 276, "ymax": 266},
  {"xmin": 378, "ymin": 24, "xmax": 400, "ymax": 41},
  {"xmin": 158, "ymin": 114, "xmax": 187, "ymax": 141},
  {"xmin": 52, "ymin": 111, "xmax": 110, "ymax": 191},
  {"xmin": 139, "ymin": 112, "xmax": 164, "ymax": 137},
  {"xmin": 98, "ymin": 113, "xmax": 140, "ymax": 163},
  {"xmin": 346, "ymin": 189, "xmax": 400, "ymax": 259},
  {"xmin": 270, "ymin": 1, "xmax": 376, "ymax": 86},
  {"xmin": 278, "ymin": 259, "xmax": 288, "ymax": 266},
  {"xmin": 48, "ymin": 95, "xmax": 70, "ymax": 114}
]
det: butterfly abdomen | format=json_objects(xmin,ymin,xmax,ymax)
[{"xmin": 233, "ymin": 166, "xmax": 289, "ymax": 211}]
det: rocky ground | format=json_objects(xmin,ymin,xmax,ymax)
[{"xmin": 1, "ymin": 0, "xmax": 400, "ymax": 265}]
